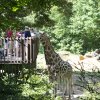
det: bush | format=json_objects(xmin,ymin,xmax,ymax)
[
  {"xmin": 0, "ymin": 69, "xmax": 54, "ymax": 100},
  {"xmin": 74, "ymin": 63, "xmax": 100, "ymax": 100}
]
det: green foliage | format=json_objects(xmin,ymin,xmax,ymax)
[
  {"xmin": 75, "ymin": 64, "xmax": 100, "ymax": 100},
  {"xmin": 69, "ymin": 0, "xmax": 100, "ymax": 53},
  {"xmin": 0, "ymin": 0, "xmax": 69, "ymax": 30},
  {"xmin": 69, "ymin": 40, "xmax": 83, "ymax": 53},
  {"xmin": 80, "ymin": 92, "xmax": 100, "ymax": 100},
  {"xmin": 21, "ymin": 74, "xmax": 53, "ymax": 100},
  {"xmin": 40, "ymin": 0, "xmax": 100, "ymax": 53},
  {"xmin": 0, "ymin": 69, "xmax": 53, "ymax": 100},
  {"xmin": 0, "ymin": 0, "xmax": 100, "ymax": 53},
  {"xmin": 43, "ymin": 0, "xmax": 100, "ymax": 53},
  {"xmin": 42, "ymin": 5, "xmax": 73, "ymax": 52}
]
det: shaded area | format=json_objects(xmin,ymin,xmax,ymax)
[{"xmin": 0, "ymin": 66, "xmax": 53, "ymax": 100}]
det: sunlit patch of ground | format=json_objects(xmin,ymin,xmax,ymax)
[{"xmin": 37, "ymin": 51, "xmax": 100, "ymax": 71}]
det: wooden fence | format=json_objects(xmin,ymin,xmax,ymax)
[{"xmin": 0, "ymin": 37, "xmax": 39, "ymax": 64}]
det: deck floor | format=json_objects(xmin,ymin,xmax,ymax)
[{"xmin": 0, "ymin": 56, "xmax": 29, "ymax": 64}]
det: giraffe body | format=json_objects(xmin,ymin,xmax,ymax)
[{"xmin": 39, "ymin": 32, "xmax": 73, "ymax": 100}]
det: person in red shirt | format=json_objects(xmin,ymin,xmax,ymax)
[
  {"xmin": 6, "ymin": 27, "xmax": 13, "ymax": 38},
  {"xmin": 6, "ymin": 27, "xmax": 13, "ymax": 55}
]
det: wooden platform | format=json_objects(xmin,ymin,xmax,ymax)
[
  {"xmin": 0, "ymin": 56, "xmax": 27, "ymax": 64},
  {"xmin": 0, "ymin": 37, "xmax": 39, "ymax": 65}
]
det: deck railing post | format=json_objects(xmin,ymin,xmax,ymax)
[
  {"xmin": 28, "ymin": 37, "xmax": 31, "ymax": 63},
  {"xmin": 31, "ymin": 38, "xmax": 34, "ymax": 63},
  {"xmin": 22, "ymin": 38, "xmax": 24, "ymax": 63}
]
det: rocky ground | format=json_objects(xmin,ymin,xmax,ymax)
[{"xmin": 36, "ymin": 51, "xmax": 100, "ymax": 100}]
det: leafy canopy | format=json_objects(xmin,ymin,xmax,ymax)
[{"xmin": 0, "ymin": 0, "xmax": 69, "ymax": 29}]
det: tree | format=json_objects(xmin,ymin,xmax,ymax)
[
  {"xmin": 48, "ymin": 4, "xmax": 72, "ymax": 50},
  {"xmin": 69, "ymin": 0, "xmax": 100, "ymax": 53},
  {"xmin": 0, "ymin": 0, "xmax": 70, "ymax": 29}
]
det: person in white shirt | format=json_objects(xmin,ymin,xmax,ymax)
[{"xmin": 30, "ymin": 28, "xmax": 36, "ymax": 37}]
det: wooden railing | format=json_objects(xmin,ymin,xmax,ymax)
[{"xmin": 0, "ymin": 37, "xmax": 39, "ymax": 64}]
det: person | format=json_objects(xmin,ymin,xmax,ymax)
[
  {"xmin": 14, "ymin": 29, "xmax": 21, "ymax": 57},
  {"xmin": 16, "ymin": 30, "xmax": 21, "ymax": 38},
  {"xmin": 6, "ymin": 27, "xmax": 13, "ymax": 38},
  {"xmin": 6, "ymin": 27, "xmax": 13, "ymax": 56},
  {"xmin": 3, "ymin": 31, "xmax": 8, "ymax": 56},
  {"xmin": 30, "ymin": 28, "xmax": 36, "ymax": 37},
  {"xmin": 24, "ymin": 26, "xmax": 31, "ymax": 38},
  {"xmin": 24, "ymin": 26, "xmax": 31, "ymax": 60},
  {"xmin": 0, "ymin": 38, "xmax": 2, "ymax": 47}
]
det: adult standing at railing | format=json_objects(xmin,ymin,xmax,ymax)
[
  {"xmin": 6, "ymin": 27, "xmax": 13, "ymax": 38},
  {"xmin": 24, "ymin": 26, "xmax": 31, "ymax": 38},
  {"xmin": 6, "ymin": 27, "xmax": 13, "ymax": 56},
  {"xmin": 3, "ymin": 31, "xmax": 7, "ymax": 56},
  {"xmin": 14, "ymin": 29, "xmax": 21, "ymax": 58},
  {"xmin": 30, "ymin": 28, "xmax": 36, "ymax": 38},
  {"xmin": 24, "ymin": 26, "xmax": 31, "ymax": 60}
]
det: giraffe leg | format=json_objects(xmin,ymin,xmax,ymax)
[
  {"xmin": 54, "ymin": 74, "xmax": 58, "ymax": 97},
  {"xmin": 62, "ymin": 76, "xmax": 68, "ymax": 96},
  {"xmin": 68, "ymin": 75, "xmax": 72, "ymax": 100},
  {"xmin": 59, "ymin": 73, "xmax": 62, "ymax": 91},
  {"xmin": 48, "ymin": 68, "xmax": 57, "ymax": 97},
  {"xmin": 56, "ymin": 73, "xmax": 64, "ymax": 97},
  {"xmin": 63, "ymin": 76, "xmax": 72, "ymax": 100},
  {"xmin": 56, "ymin": 72, "xmax": 60, "ymax": 91},
  {"xmin": 53, "ymin": 83, "xmax": 57, "ymax": 97},
  {"xmin": 60, "ymin": 73, "xmax": 64, "ymax": 92},
  {"xmin": 61, "ymin": 75, "xmax": 67, "ymax": 100},
  {"xmin": 68, "ymin": 79, "xmax": 71, "ymax": 100}
]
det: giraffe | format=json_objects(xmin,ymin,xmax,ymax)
[{"xmin": 39, "ymin": 32, "xmax": 73, "ymax": 100}]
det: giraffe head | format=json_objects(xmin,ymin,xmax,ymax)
[
  {"xmin": 39, "ymin": 31, "xmax": 50, "ymax": 45},
  {"xmin": 39, "ymin": 31, "xmax": 54, "ymax": 63}
]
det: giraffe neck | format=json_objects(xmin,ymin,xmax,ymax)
[
  {"xmin": 42, "ymin": 40, "xmax": 62, "ymax": 65},
  {"xmin": 41, "ymin": 35, "xmax": 54, "ymax": 54},
  {"xmin": 40, "ymin": 33, "xmax": 62, "ymax": 65}
]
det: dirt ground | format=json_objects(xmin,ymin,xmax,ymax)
[
  {"xmin": 37, "ymin": 51, "xmax": 100, "ymax": 71},
  {"xmin": 37, "ymin": 51, "xmax": 100, "ymax": 100}
]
